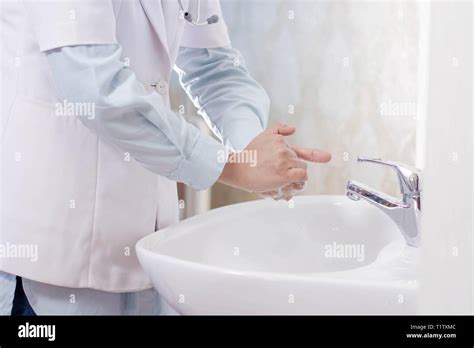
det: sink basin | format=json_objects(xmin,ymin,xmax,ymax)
[{"xmin": 136, "ymin": 195, "xmax": 418, "ymax": 314}]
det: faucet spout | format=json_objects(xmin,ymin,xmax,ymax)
[
  {"xmin": 346, "ymin": 180, "xmax": 409, "ymax": 209},
  {"xmin": 346, "ymin": 157, "xmax": 422, "ymax": 248}
]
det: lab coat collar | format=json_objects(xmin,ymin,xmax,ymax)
[{"xmin": 140, "ymin": 0, "xmax": 171, "ymax": 69}]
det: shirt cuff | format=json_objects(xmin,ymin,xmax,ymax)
[
  {"xmin": 169, "ymin": 134, "xmax": 227, "ymax": 191},
  {"xmin": 221, "ymin": 113, "xmax": 264, "ymax": 151}
]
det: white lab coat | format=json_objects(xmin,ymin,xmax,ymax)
[{"xmin": 0, "ymin": 0, "xmax": 230, "ymax": 292}]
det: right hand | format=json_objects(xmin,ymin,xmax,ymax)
[{"xmin": 218, "ymin": 123, "xmax": 331, "ymax": 193}]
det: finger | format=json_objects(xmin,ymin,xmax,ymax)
[
  {"xmin": 278, "ymin": 185, "xmax": 294, "ymax": 195},
  {"xmin": 259, "ymin": 190, "xmax": 285, "ymax": 201},
  {"xmin": 287, "ymin": 147, "xmax": 298, "ymax": 159},
  {"xmin": 291, "ymin": 181, "xmax": 306, "ymax": 192},
  {"xmin": 287, "ymin": 168, "xmax": 308, "ymax": 182},
  {"xmin": 283, "ymin": 182, "xmax": 305, "ymax": 196},
  {"xmin": 290, "ymin": 145, "xmax": 332, "ymax": 163},
  {"xmin": 269, "ymin": 186, "xmax": 293, "ymax": 201},
  {"xmin": 267, "ymin": 123, "xmax": 296, "ymax": 136},
  {"xmin": 259, "ymin": 182, "xmax": 304, "ymax": 200},
  {"xmin": 259, "ymin": 192, "xmax": 276, "ymax": 199},
  {"xmin": 288, "ymin": 158, "xmax": 308, "ymax": 170}
]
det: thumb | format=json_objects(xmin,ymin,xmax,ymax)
[
  {"xmin": 290, "ymin": 144, "xmax": 332, "ymax": 163},
  {"xmin": 266, "ymin": 123, "xmax": 296, "ymax": 136}
]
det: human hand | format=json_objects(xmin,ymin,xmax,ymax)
[
  {"xmin": 258, "ymin": 181, "xmax": 307, "ymax": 201},
  {"xmin": 218, "ymin": 123, "xmax": 331, "ymax": 193},
  {"xmin": 257, "ymin": 146, "xmax": 306, "ymax": 200},
  {"xmin": 257, "ymin": 141, "xmax": 332, "ymax": 200}
]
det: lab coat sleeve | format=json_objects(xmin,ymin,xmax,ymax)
[
  {"xmin": 46, "ymin": 44, "xmax": 227, "ymax": 190},
  {"xmin": 24, "ymin": 0, "xmax": 117, "ymax": 52},
  {"xmin": 175, "ymin": 46, "xmax": 270, "ymax": 151},
  {"xmin": 179, "ymin": 0, "xmax": 231, "ymax": 48}
]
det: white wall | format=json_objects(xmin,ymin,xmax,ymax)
[
  {"xmin": 172, "ymin": 0, "xmax": 428, "ymax": 211},
  {"xmin": 419, "ymin": 1, "xmax": 473, "ymax": 314},
  {"xmin": 219, "ymin": 0, "xmax": 421, "ymax": 199}
]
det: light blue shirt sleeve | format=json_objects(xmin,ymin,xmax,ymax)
[
  {"xmin": 46, "ymin": 44, "xmax": 227, "ymax": 190},
  {"xmin": 175, "ymin": 46, "xmax": 270, "ymax": 151},
  {"xmin": 46, "ymin": 44, "xmax": 269, "ymax": 190}
]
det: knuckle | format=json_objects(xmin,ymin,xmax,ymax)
[{"xmin": 294, "ymin": 169, "xmax": 308, "ymax": 181}]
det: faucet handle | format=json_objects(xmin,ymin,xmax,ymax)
[{"xmin": 357, "ymin": 156, "xmax": 421, "ymax": 196}]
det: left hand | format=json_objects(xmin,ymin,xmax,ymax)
[{"xmin": 257, "ymin": 143, "xmax": 331, "ymax": 201}]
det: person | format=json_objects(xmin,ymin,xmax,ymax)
[{"xmin": 0, "ymin": 0, "xmax": 331, "ymax": 315}]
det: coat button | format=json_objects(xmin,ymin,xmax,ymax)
[{"xmin": 153, "ymin": 79, "xmax": 168, "ymax": 95}]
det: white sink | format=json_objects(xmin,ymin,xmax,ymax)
[{"xmin": 136, "ymin": 195, "xmax": 418, "ymax": 314}]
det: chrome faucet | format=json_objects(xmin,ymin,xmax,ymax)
[{"xmin": 346, "ymin": 156, "xmax": 422, "ymax": 247}]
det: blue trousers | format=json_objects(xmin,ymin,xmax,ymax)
[{"xmin": 11, "ymin": 276, "xmax": 36, "ymax": 316}]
